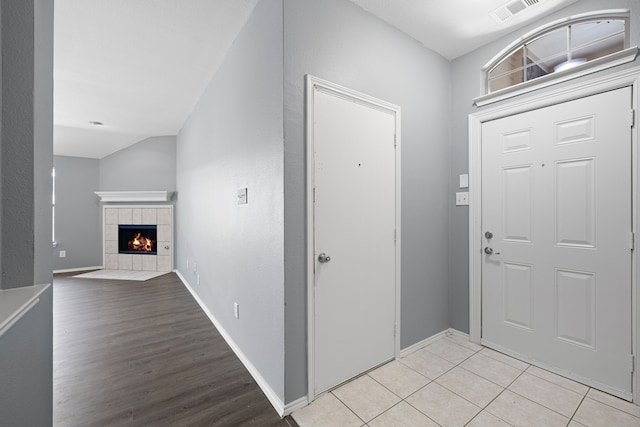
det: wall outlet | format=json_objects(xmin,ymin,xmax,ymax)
[
  {"xmin": 196, "ymin": 274, "xmax": 200, "ymax": 285},
  {"xmin": 456, "ymin": 192, "xmax": 469, "ymax": 206},
  {"xmin": 234, "ymin": 302, "xmax": 239, "ymax": 319},
  {"xmin": 59, "ymin": 250, "xmax": 66, "ymax": 258}
]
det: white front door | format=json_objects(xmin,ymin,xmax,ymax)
[
  {"xmin": 481, "ymin": 88, "xmax": 633, "ymax": 399},
  {"xmin": 311, "ymin": 82, "xmax": 398, "ymax": 395}
]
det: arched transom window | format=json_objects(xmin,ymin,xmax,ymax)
[{"xmin": 483, "ymin": 10, "xmax": 634, "ymax": 95}]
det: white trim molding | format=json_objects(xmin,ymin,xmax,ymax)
[
  {"xmin": 468, "ymin": 65, "xmax": 640, "ymax": 403},
  {"xmin": 94, "ymin": 191, "xmax": 174, "ymax": 203},
  {"xmin": 283, "ymin": 396, "xmax": 308, "ymax": 416},
  {"xmin": 0, "ymin": 283, "xmax": 50, "ymax": 338},
  {"xmin": 475, "ymin": 47, "xmax": 639, "ymax": 106},
  {"xmin": 399, "ymin": 330, "xmax": 449, "ymax": 358},
  {"xmin": 176, "ymin": 271, "xmax": 288, "ymax": 416},
  {"xmin": 398, "ymin": 328, "xmax": 475, "ymax": 358},
  {"xmin": 476, "ymin": 9, "xmax": 637, "ymax": 106},
  {"xmin": 305, "ymin": 75, "xmax": 402, "ymax": 403}
]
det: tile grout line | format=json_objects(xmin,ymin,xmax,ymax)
[
  {"xmin": 362, "ymin": 370, "xmax": 444, "ymax": 426},
  {"xmin": 584, "ymin": 393, "xmax": 640, "ymax": 419},
  {"xmin": 568, "ymin": 390, "xmax": 590, "ymax": 425},
  {"xmin": 402, "ymin": 341, "xmax": 498, "ymax": 426},
  {"xmin": 524, "ymin": 364, "xmax": 591, "ymax": 396},
  {"xmin": 296, "ymin": 336, "xmax": 635, "ymax": 427},
  {"xmin": 365, "ymin": 372, "xmax": 418, "ymax": 401},
  {"xmin": 455, "ymin": 359, "xmax": 521, "ymax": 389},
  {"xmin": 366, "ymin": 340, "xmax": 481, "ymax": 426},
  {"xmin": 507, "ymin": 367, "xmax": 589, "ymax": 420},
  {"xmin": 462, "ymin": 362, "xmax": 529, "ymax": 426},
  {"xmin": 506, "ymin": 383, "xmax": 577, "ymax": 422},
  {"xmin": 329, "ymin": 390, "xmax": 368, "ymax": 426}
]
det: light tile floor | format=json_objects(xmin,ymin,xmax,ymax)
[{"xmin": 292, "ymin": 334, "xmax": 640, "ymax": 427}]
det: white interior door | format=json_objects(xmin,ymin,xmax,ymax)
[
  {"xmin": 311, "ymin": 84, "xmax": 398, "ymax": 395},
  {"xmin": 481, "ymin": 88, "xmax": 633, "ymax": 399}
]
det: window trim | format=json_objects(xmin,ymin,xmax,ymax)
[{"xmin": 475, "ymin": 9, "xmax": 637, "ymax": 106}]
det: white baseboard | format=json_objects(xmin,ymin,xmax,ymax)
[
  {"xmin": 53, "ymin": 266, "xmax": 102, "ymax": 274},
  {"xmin": 175, "ymin": 270, "xmax": 287, "ymax": 417},
  {"xmin": 446, "ymin": 328, "xmax": 471, "ymax": 340},
  {"xmin": 399, "ymin": 329, "xmax": 449, "ymax": 358},
  {"xmin": 283, "ymin": 396, "xmax": 308, "ymax": 416}
]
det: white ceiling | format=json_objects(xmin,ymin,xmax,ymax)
[
  {"xmin": 54, "ymin": 0, "xmax": 260, "ymax": 158},
  {"xmin": 350, "ymin": 0, "xmax": 578, "ymax": 60},
  {"xmin": 54, "ymin": 0, "xmax": 578, "ymax": 159}
]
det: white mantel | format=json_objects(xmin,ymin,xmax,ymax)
[{"xmin": 94, "ymin": 191, "xmax": 174, "ymax": 203}]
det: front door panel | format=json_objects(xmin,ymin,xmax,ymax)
[{"xmin": 481, "ymin": 88, "xmax": 633, "ymax": 399}]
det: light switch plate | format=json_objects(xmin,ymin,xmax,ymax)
[
  {"xmin": 456, "ymin": 192, "xmax": 469, "ymax": 206},
  {"xmin": 459, "ymin": 174, "xmax": 469, "ymax": 189},
  {"xmin": 237, "ymin": 188, "xmax": 248, "ymax": 205}
]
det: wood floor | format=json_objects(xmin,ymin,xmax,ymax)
[{"xmin": 53, "ymin": 271, "xmax": 297, "ymax": 426}]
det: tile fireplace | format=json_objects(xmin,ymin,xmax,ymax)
[{"xmin": 102, "ymin": 205, "xmax": 173, "ymax": 272}]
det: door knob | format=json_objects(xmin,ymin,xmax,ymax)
[
  {"xmin": 484, "ymin": 247, "xmax": 500, "ymax": 255},
  {"xmin": 318, "ymin": 253, "xmax": 331, "ymax": 263},
  {"xmin": 485, "ymin": 231, "xmax": 493, "ymax": 239}
]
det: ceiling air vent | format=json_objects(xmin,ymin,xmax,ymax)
[{"xmin": 491, "ymin": 0, "xmax": 541, "ymax": 23}]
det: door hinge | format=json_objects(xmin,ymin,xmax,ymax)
[
  {"xmin": 630, "ymin": 232, "xmax": 635, "ymax": 251},
  {"xmin": 394, "ymin": 229, "xmax": 397, "ymax": 243},
  {"xmin": 630, "ymin": 354, "xmax": 635, "ymax": 373},
  {"xmin": 394, "ymin": 134, "xmax": 397, "ymax": 148},
  {"xmin": 631, "ymin": 109, "xmax": 636, "ymax": 128},
  {"xmin": 313, "ymin": 187, "xmax": 316, "ymax": 203}
]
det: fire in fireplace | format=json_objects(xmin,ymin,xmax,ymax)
[{"xmin": 118, "ymin": 224, "xmax": 157, "ymax": 255}]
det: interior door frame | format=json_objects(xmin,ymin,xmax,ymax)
[
  {"xmin": 305, "ymin": 75, "xmax": 402, "ymax": 402},
  {"xmin": 468, "ymin": 66, "xmax": 640, "ymax": 403}
]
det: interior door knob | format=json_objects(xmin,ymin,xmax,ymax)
[
  {"xmin": 318, "ymin": 253, "xmax": 331, "ymax": 263},
  {"xmin": 484, "ymin": 247, "xmax": 500, "ymax": 255}
]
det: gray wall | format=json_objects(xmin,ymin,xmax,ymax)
[
  {"xmin": 449, "ymin": 0, "xmax": 640, "ymax": 332},
  {"xmin": 0, "ymin": 287, "xmax": 53, "ymax": 426},
  {"xmin": 52, "ymin": 136, "xmax": 177, "ymax": 271},
  {"xmin": 99, "ymin": 135, "xmax": 176, "ymax": 191},
  {"xmin": 176, "ymin": 0, "xmax": 285, "ymax": 401},
  {"xmin": 34, "ymin": 0, "xmax": 54, "ymax": 285},
  {"xmin": 53, "ymin": 156, "xmax": 101, "ymax": 271},
  {"xmin": 283, "ymin": 0, "xmax": 452, "ymax": 402},
  {"xmin": 0, "ymin": 0, "xmax": 54, "ymax": 424},
  {"xmin": 1, "ymin": 0, "xmax": 35, "ymax": 289}
]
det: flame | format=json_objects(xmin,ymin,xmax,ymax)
[{"xmin": 128, "ymin": 232, "xmax": 154, "ymax": 253}]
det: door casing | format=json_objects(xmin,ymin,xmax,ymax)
[
  {"xmin": 469, "ymin": 66, "xmax": 640, "ymax": 403},
  {"xmin": 305, "ymin": 75, "xmax": 402, "ymax": 402}
]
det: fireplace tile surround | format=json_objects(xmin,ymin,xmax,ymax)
[{"xmin": 103, "ymin": 205, "xmax": 173, "ymax": 273}]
